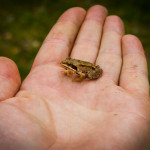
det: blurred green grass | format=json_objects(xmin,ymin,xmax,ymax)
[{"xmin": 0, "ymin": 0, "xmax": 150, "ymax": 81}]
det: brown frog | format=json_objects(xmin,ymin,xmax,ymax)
[{"xmin": 61, "ymin": 57, "xmax": 103, "ymax": 81}]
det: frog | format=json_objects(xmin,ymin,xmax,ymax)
[{"xmin": 60, "ymin": 57, "xmax": 103, "ymax": 82}]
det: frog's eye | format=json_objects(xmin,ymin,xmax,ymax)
[{"xmin": 90, "ymin": 66, "xmax": 96, "ymax": 70}]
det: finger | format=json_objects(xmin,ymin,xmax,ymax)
[
  {"xmin": 32, "ymin": 7, "xmax": 86, "ymax": 68},
  {"xmin": 0, "ymin": 57, "xmax": 21, "ymax": 101},
  {"xmin": 120, "ymin": 35, "xmax": 149, "ymax": 96},
  {"xmin": 71, "ymin": 5, "xmax": 108, "ymax": 63},
  {"xmin": 96, "ymin": 16, "xmax": 124, "ymax": 83}
]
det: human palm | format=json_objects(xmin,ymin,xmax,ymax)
[{"xmin": 0, "ymin": 5, "xmax": 150, "ymax": 150}]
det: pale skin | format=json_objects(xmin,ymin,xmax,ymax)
[{"xmin": 0, "ymin": 5, "xmax": 150, "ymax": 150}]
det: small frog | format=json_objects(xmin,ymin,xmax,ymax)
[{"xmin": 61, "ymin": 57, "xmax": 103, "ymax": 82}]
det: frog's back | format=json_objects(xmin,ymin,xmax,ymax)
[
  {"xmin": 64, "ymin": 57, "xmax": 96, "ymax": 68},
  {"xmin": 74, "ymin": 59, "xmax": 96, "ymax": 68}
]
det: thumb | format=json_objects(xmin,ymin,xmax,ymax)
[{"xmin": 0, "ymin": 57, "xmax": 21, "ymax": 101}]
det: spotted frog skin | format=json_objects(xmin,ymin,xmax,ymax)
[{"xmin": 61, "ymin": 57, "xmax": 103, "ymax": 82}]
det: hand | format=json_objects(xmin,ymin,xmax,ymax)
[{"xmin": 0, "ymin": 5, "xmax": 150, "ymax": 150}]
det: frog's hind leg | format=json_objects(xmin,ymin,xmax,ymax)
[{"xmin": 72, "ymin": 72, "xmax": 85, "ymax": 82}]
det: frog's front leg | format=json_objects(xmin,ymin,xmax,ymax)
[
  {"xmin": 72, "ymin": 72, "xmax": 85, "ymax": 82},
  {"xmin": 62, "ymin": 70, "xmax": 73, "ymax": 77}
]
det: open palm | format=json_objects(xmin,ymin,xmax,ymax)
[{"xmin": 0, "ymin": 5, "xmax": 150, "ymax": 150}]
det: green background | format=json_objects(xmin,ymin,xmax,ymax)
[{"xmin": 0, "ymin": 0, "xmax": 150, "ymax": 81}]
